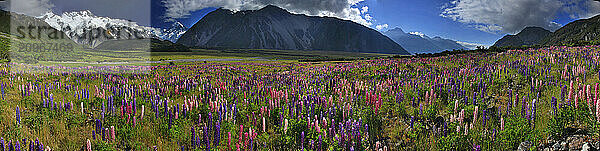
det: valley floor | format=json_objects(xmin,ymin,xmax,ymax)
[{"xmin": 0, "ymin": 46, "xmax": 599, "ymax": 150}]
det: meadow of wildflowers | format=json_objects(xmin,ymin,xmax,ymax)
[{"xmin": 0, "ymin": 46, "xmax": 600, "ymax": 150}]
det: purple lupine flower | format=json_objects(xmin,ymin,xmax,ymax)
[
  {"xmin": 482, "ymin": 109, "xmax": 487, "ymax": 125},
  {"xmin": 15, "ymin": 140, "xmax": 20, "ymax": 151},
  {"xmin": 410, "ymin": 116, "xmax": 414, "ymax": 128},
  {"xmin": 509, "ymin": 90, "xmax": 513, "ymax": 104},
  {"xmin": 168, "ymin": 109, "xmax": 173, "ymax": 129},
  {"xmin": 473, "ymin": 144, "xmax": 481, "ymax": 151},
  {"xmin": 473, "ymin": 92, "xmax": 477, "ymax": 105},
  {"xmin": 191, "ymin": 127, "xmax": 196, "ymax": 148},
  {"xmin": 95, "ymin": 119, "xmax": 102, "ymax": 136},
  {"xmin": 16, "ymin": 106, "xmax": 21, "ymax": 124},
  {"xmin": 497, "ymin": 106, "xmax": 502, "ymax": 117},
  {"xmin": 301, "ymin": 131, "xmax": 305, "ymax": 150}
]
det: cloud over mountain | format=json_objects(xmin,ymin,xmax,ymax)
[
  {"xmin": 161, "ymin": 0, "xmax": 373, "ymax": 26},
  {"xmin": 4, "ymin": 0, "xmax": 54, "ymax": 16},
  {"xmin": 441, "ymin": 0, "xmax": 600, "ymax": 34}
]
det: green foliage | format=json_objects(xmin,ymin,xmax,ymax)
[
  {"xmin": 547, "ymin": 104, "xmax": 599, "ymax": 139},
  {"xmin": 498, "ymin": 116, "xmax": 538, "ymax": 150}
]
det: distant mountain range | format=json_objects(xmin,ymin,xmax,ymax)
[
  {"xmin": 382, "ymin": 28, "xmax": 468, "ymax": 54},
  {"xmin": 177, "ymin": 5, "xmax": 409, "ymax": 55},
  {"xmin": 39, "ymin": 10, "xmax": 187, "ymax": 48},
  {"xmin": 542, "ymin": 14, "xmax": 600, "ymax": 45},
  {"xmin": 152, "ymin": 21, "xmax": 188, "ymax": 43},
  {"xmin": 4, "ymin": 5, "xmax": 600, "ymax": 56},
  {"xmin": 492, "ymin": 27, "xmax": 552, "ymax": 47},
  {"xmin": 0, "ymin": 9, "xmax": 71, "ymax": 41},
  {"xmin": 39, "ymin": 10, "xmax": 158, "ymax": 48},
  {"xmin": 494, "ymin": 14, "xmax": 600, "ymax": 47}
]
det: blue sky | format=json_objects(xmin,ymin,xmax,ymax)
[
  {"xmin": 4, "ymin": 0, "xmax": 600, "ymax": 46},
  {"xmin": 149, "ymin": 0, "xmax": 600, "ymax": 46},
  {"xmin": 356, "ymin": 0, "xmax": 501, "ymax": 46}
]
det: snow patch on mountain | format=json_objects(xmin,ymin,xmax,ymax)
[
  {"xmin": 38, "ymin": 10, "xmax": 188, "ymax": 47},
  {"xmin": 151, "ymin": 21, "xmax": 188, "ymax": 43}
]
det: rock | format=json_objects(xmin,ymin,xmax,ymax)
[
  {"xmin": 568, "ymin": 136, "xmax": 586, "ymax": 150},
  {"xmin": 553, "ymin": 142, "xmax": 568, "ymax": 151},
  {"xmin": 518, "ymin": 141, "xmax": 532, "ymax": 151},
  {"xmin": 583, "ymin": 142, "xmax": 598, "ymax": 151}
]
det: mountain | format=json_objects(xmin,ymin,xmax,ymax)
[
  {"xmin": 542, "ymin": 15, "xmax": 600, "ymax": 45},
  {"xmin": 430, "ymin": 36, "xmax": 468, "ymax": 51},
  {"xmin": 39, "ymin": 10, "xmax": 159, "ymax": 48},
  {"xmin": 493, "ymin": 27, "xmax": 551, "ymax": 47},
  {"xmin": 1, "ymin": 9, "xmax": 71, "ymax": 40},
  {"xmin": 0, "ymin": 9, "xmax": 87, "ymax": 63},
  {"xmin": 382, "ymin": 27, "xmax": 467, "ymax": 54},
  {"xmin": 177, "ymin": 5, "xmax": 409, "ymax": 55},
  {"xmin": 151, "ymin": 21, "xmax": 188, "ymax": 43}
]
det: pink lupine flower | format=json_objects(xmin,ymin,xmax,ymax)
[
  {"xmin": 473, "ymin": 106, "xmax": 479, "ymax": 126},
  {"xmin": 454, "ymin": 100, "xmax": 459, "ymax": 114},
  {"xmin": 575, "ymin": 93, "xmax": 579, "ymax": 108},
  {"xmin": 86, "ymin": 139, "xmax": 91, "ymax": 151},
  {"xmin": 569, "ymin": 80, "xmax": 574, "ymax": 101},
  {"xmin": 597, "ymin": 99, "xmax": 600, "ymax": 121},
  {"xmin": 262, "ymin": 117, "xmax": 266, "ymax": 133},
  {"xmin": 140, "ymin": 105, "xmax": 144, "ymax": 120},
  {"xmin": 284, "ymin": 119, "xmax": 289, "ymax": 134},
  {"xmin": 459, "ymin": 109, "xmax": 465, "ymax": 125},
  {"xmin": 500, "ymin": 117, "xmax": 504, "ymax": 131},
  {"xmin": 111, "ymin": 126, "xmax": 116, "ymax": 142}
]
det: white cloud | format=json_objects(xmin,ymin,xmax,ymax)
[
  {"xmin": 364, "ymin": 14, "xmax": 372, "ymax": 21},
  {"xmin": 375, "ymin": 24, "xmax": 388, "ymax": 30},
  {"xmin": 562, "ymin": 0, "xmax": 600, "ymax": 19},
  {"xmin": 361, "ymin": 6, "xmax": 368, "ymax": 14},
  {"xmin": 409, "ymin": 32, "xmax": 425, "ymax": 38},
  {"xmin": 456, "ymin": 41, "xmax": 487, "ymax": 50},
  {"xmin": 441, "ymin": 0, "xmax": 600, "ymax": 34},
  {"xmin": 161, "ymin": 0, "xmax": 374, "ymax": 27},
  {"xmin": 8, "ymin": 0, "xmax": 54, "ymax": 16}
]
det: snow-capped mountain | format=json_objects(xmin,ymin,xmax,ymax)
[
  {"xmin": 151, "ymin": 21, "xmax": 188, "ymax": 43},
  {"xmin": 383, "ymin": 27, "xmax": 468, "ymax": 54},
  {"xmin": 39, "ymin": 10, "xmax": 161, "ymax": 48}
]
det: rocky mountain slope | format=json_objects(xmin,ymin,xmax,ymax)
[{"xmin": 177, "ymin": 5, "xmax": 409, "ymax": 55}]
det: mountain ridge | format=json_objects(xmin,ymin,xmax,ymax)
[
  {"xmin": 382, "ymin": 27, "xmax": 467, "ymax": 54},
  {"xmin": 493, "ymin": 26, "xmax": 552, "ymax": 47},
  {"xmin": 542, "ymin": 15, "xmax": 600, "ymax": 45},
  {"xmin": 177, "ymin": 5, "xmax": 409, "ymax": 55}
]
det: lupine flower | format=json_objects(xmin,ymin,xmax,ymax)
[
  {"xmin": 500, "ymin": 117, "xmax": 504, "ymax": 131},
  {"xmin": 473, "ymin": 106, "xmax": 478, "ymax": 126},
  {"xmin": 410, "ymin": 116, "xmax": 414, "ymax": 128},
  {"xmin": 482, "ymin": 109, "xmax": 486, "ymax": 125},
  {"xmin": 262, "ymin": 117, "xmax": 266, "ymax": 132},
  {"xmin": 228, "ymin": 132, "xmax": 231, "ymax": 149},
  {"xmin": 141, "ymin": 105, "xmax": 145, "ymax": 120},
  {"xmin": 86, "ymin": 139, "xmax": 91, "ymax": 151},
  {"xmin": 111, "ymin": 126, "xmax": 116, "ymax": 142},
  {"xmin": 16, "ymin": 106, "xmax": 21, "ymax": 124},
  {"xmin": 301, "ymin": 131, "xmax": 305, "ymax": 150},
  {"xmin": 284, "ymin": 119, "xmax": 288, "ymax": 134}
]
